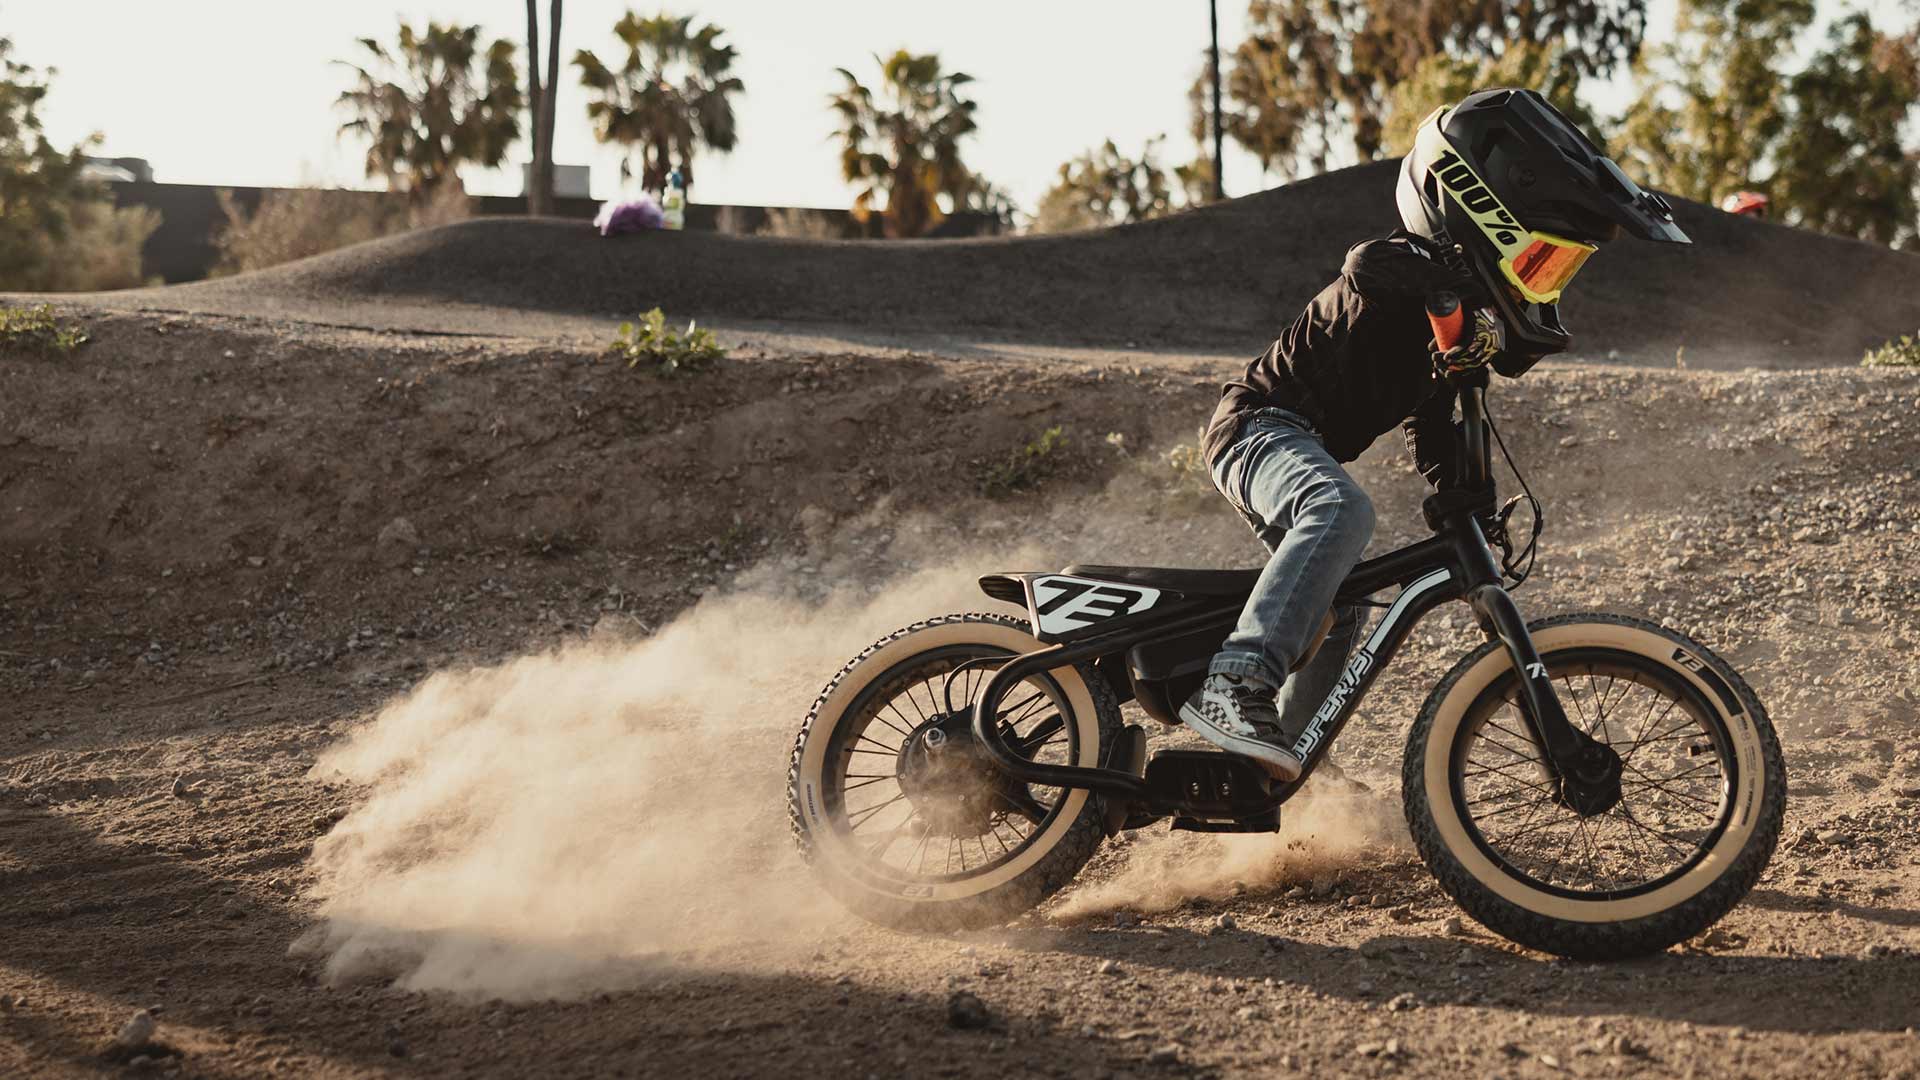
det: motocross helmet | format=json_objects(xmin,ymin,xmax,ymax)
[
  {"xmin": 1720, "ymin": 191, "xmax": 1770, "ymax": 218},
  {"xmin": 1397, "ymin": 88, "xmax": 1691, "ymax": 365}
]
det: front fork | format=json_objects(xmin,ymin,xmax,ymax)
[{"xmin": 1449, "ymin": 512, "xmax": 1623, "ymax": 813}]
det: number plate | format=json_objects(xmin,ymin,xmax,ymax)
[{"xmin": 1028, "ymin": 575, "xmax": 1160, "ymax": 637}]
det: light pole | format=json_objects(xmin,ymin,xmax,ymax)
[{"xmin": 1209, "ymin": 0, "xmax": 1225, "ymax": 201}]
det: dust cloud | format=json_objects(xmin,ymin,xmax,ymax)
[
  {"xmin": 296, "ymin": 480, "xmax": 1409, "ymax": 999},
  {"xmin": 1049, "ymin": 784, "xmax": 1409, "ymax": 920},
  {"xmin": 298, "ymin": 556, "xmax": 1018, "ymax": 999}
]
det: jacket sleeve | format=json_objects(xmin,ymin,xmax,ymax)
[{"xmin": 1403, "ymin": 385, "xmax": 1461, "ymax": 490}]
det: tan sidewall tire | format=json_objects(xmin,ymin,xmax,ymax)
[
  {"xmin": 1420, "ymin": 620, "xmax": 1770, "ymax": 923},
  {"xmin": 793, "ymin": 617, "xmax": 1101, "ymax": 906}
]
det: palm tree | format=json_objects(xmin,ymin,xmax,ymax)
[
  {"xmin": 336, "ymin": 21, "xmax": 524, "ymax": 198},
  {"xmin": 573, "ymin": 12, "xmax": 743, "ymax": 194},
  {"xmin": 524, "ymin": 1, "xmax": 564, "ymax": 215},
  {"xmin": 830, "ymin": 50, "xmax": 979, "ymax": 238}
]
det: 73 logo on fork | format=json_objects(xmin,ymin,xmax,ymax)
[{"xmin": 1028, "ymin": 576, "xmax": 1160, "ymax": 636}]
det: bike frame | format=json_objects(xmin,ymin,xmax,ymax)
[{"xmin": 968, "ymin": 369, "xmax": 1603, "ymax": 816}]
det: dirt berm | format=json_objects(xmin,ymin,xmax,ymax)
[{"xmin": 80, "ymin": 161, "xmax": 1920, "ymax": 366}]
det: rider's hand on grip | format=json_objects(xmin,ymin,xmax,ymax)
[{"xmin": 1430, "ymin": 308, "xmax": 1506, "ymax": 376}]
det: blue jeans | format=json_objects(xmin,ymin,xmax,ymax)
[{"xmin": 1208, "ymin": 409, "xmax": 1375, "ymax": 733}]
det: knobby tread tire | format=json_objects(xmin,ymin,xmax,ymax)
[
  {"xmin": 786, "ymin": 613, "xmax": 1121, "ymax": 932},
  {"xmin": 1402, "ymin": 612, "xmax": 1787, "ymax": 960}
]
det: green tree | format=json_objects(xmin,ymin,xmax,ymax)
[
  {"xmin": 0, "ymin": 38, "xmax": 156, "ymax": 291},
  {"xmin": 830, "ymin": 50, "xmax": 979, "ymax": 238},
  {"xmin": 336, "ymin": 21, "xmax": 523, "ymax": 197},
  {"xmin": 574, "ymin": 12, "xmax": 743, "ymax": 194},
  {"xmin": 1774, "ymin": 15, "xmax": 1920, "ymax": 245},
  {"xmin": 1382, "ymin": 44, "xmax": 1601, "ymax": 156},
  {"xmin": 1615, "ymin": 0, "xmax": 1920, "ymax": 245},
  {"xmin": 1218, "ymin": 0, "xmax": 1650, "ymax": 177},
  {"xmin": 1032, "ymin": 138, "xmax": 1179, "ymax": 233},
  {"xmin": 1614, "ymin": 0, "xmax": 1813, "ymax": 208}
]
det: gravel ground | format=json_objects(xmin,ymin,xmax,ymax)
[{"xmin": 3, "ymin": 306, "xmax": 1918, "ymax": 1078}]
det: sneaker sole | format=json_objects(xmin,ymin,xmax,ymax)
[{"xmin": 1176, "ymin": 700, "xmax": 1304, "ymax": 782}]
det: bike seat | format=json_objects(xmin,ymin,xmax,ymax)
[{"xmin": 1062, "ymin": 564, "xmax": 1260, "ymax": 597}]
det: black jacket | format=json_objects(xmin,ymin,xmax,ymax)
[{"xmin": 1202, "ymin": 232, "xmax": 1483, "ymax": 489}]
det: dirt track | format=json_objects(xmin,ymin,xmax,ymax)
[
  {"xmin": 67, "ymin": 160, "xmax": 1920, "ymax": 369},
  {"xmin": 3, "ymin": 303, "xmax": 1918, "ymax": 1077},
  {"xmin": 5, "ymin": 170, "xmax": 1920, "ymax": 1077}
]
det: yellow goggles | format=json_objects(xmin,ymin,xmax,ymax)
[{"xmin": 1499, "ymin": 232, "xmax": 1597, "ymax": 304}]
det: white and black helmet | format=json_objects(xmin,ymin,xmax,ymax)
[{"xmin": 1398, "ymin": 88, "xmax": 1690, "ymax": 359}]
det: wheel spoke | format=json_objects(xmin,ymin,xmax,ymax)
[
  {"xmin": 870, "ymin": 710, "xmax": 914, "ymax": 739},
  {"xmin": 1463, "ymin": 756, "xmax": 1553, "ymax": 790},
  {"xmin": 907, "ymin": 827, "xmax": 935, "ymax": 874},
  {"xmin": 1612, "ymin": 801, "xmax": 1695, "ymax": 858},
  {"xmin": 993, "ymin": 786, "xmax": 1050, "ymax": 826},
  {"xmin": 998, "ymin": 689, "xmax": 1049, "ymax": 728},
  {"xmin": 1619, "ymin": 698, "xmax": 1682, "ymax": 765},
  {"xmin": 1010, "ymin": 715, "xmax": 1065, "ymax": 758},
  {"xmin": 1476, "ymin": 726, "xmax": 1543, "ymax": 764},
  {"xmin": 1457, "ymin": 652, "xmax": 1745, "ymax": 898},
  {"xmin": 864, "ymin": 811, "xmax": 924, "ymax": 859},
  {"xmin": 847, "ymin": 792, "xmax": 909, "ymax": 830},
  {"xmin": 855, "ymin": 732, "xmax": 900, "ymax": 754}
]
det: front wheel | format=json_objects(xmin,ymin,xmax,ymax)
[{"xmin": 1404, "ymin": 613, "xmax": 1786, "ymax": 959}]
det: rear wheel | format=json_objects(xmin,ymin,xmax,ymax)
[
  {"xmin": 787, "ymin": 613, "xmax": 1120, "ymax": 931},
  {"xmin": 1403, "ymin": 613, "xmax": 1786, "ymax": 959}
]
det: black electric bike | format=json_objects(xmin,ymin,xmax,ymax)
[{"xmin": 786, "ymin": 313, "xmax": 1786, "ymax": 960}]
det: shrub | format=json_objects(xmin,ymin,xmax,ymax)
[
  {"xmin": 609, "ymin": 308, "xmax": 726, "ymax": 373},
  {"xmin": 980, "ymin": 425, "xmax": 1067, "ymax": 496},
  {"xmin": 0, "ymin": 190, "xmax": 159, "ymax": 293},
  {"xmin": 0, "ymin": 37, "xmax": 161, "ymax": 292},
  {"xmin": 40, "ymin": 200, "xmax": 161, "ymax": 292},
  {"xmin": 0, "ymin": 304, "xmax": 88, "ymax": 353},
  {"xmin": 1862, "ymin": 333, "xmax": 1920, "ymax": 367},
  {"xmin": 212, "ymin": 184, "xmax": 473, "ymax": 276},
  {"xmin": 1162, "ymin": 441, "xmax": 1214, "ymax": 495}
]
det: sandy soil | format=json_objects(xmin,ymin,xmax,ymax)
[{"xmin": 3, "ymin": 294, "xmax": 1918, "ymax": 1079}]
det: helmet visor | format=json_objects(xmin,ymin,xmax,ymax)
[{"xmin": 1501, "ymin": 232, "xmax": 1596, "ymax": 304}]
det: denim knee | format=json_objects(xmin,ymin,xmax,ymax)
[{"xmin": 1304, "ymin": 478, "xmax": 1375, "ymax": 549}]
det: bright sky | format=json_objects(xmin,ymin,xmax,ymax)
[{"xmin": 5, "ymin": 0, "xmax": 1894, "ymax": 212}]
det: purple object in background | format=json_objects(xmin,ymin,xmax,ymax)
[{"xmin": 594, "ymin": 195, "xmax": 666, "ymax": 236}]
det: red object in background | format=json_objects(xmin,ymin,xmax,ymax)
[
  {"xmin": 1721, "ymin": 191, "xmax": 1770, "ymax": 218},
  {"xmin": 1426, "ymin": 291, "xmax": 1466, "ymax": 351}
]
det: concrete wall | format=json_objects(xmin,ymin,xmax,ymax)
[{"xmin": 106, "ymin": 182, "xmax": 1007, "ymax": 284}]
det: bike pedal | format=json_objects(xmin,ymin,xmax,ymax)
[{"xmin": 1144, "ymin": 749, "xmax": 1274, "ymax": 819}]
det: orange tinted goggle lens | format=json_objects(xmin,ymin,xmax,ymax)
[{"xmin": 1506, "ymin": 237, "xmax": 1593, "ymax": 301}]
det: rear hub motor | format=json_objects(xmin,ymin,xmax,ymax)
[{"xmin": 895, "ymin": 711, "xmax": 1017, "ymax": 837}]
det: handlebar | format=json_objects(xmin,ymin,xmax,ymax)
[{"xmin": 1426, "ymin": 291, "xmax": 1466, "ymax": 351}]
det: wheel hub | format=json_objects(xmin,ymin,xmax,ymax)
[
  {"xmin": 895, "ymin": 711, "xmax": 1013, "ymax": 837},
  {"xmin": 1555, "ymin": 740, "xmax": 1625, "ymax": 816}
]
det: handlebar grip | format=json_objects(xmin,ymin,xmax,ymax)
[{"xmin": 1426, "ymin": 291, "xmax": 1465, "ymax": 351}]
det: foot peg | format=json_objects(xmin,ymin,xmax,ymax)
[{"xmin": 1145, "ymin": 750, "xmax": 1278, "ymax": 831}]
